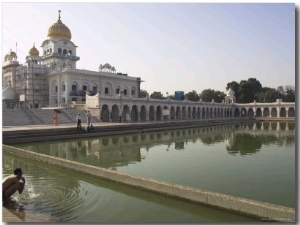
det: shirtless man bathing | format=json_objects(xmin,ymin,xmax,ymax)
[{"xmin": 2, "ymin": 168, "xmax": 25, "ymax": 204}]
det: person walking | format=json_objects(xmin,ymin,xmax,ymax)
[
  {"xmin": 76, "ymin": 113, "xmax": 81, "ymax": 130},
  {"xmin": 53, "ymin": 113, "xmax": 58, "ymax": 125},
  {"xmin": 86, "ymin": 110, "xmax": 91, "ymax": 126}
]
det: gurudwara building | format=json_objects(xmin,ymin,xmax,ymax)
[
  {"xmin": 2, "ymin": 11, "xmax": 295, "ymax": 123},
  {"xmin": 2, "ymin": 11, "xmax": 141, "ymax": 110}
]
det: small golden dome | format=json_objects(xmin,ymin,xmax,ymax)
[
  {"xmin": 29, "ymin": 44, "xmax": 39, "ymax": 56},
  {"xmin": 47, "ymin": 10, "xmax": 71, "ymax": 40}
]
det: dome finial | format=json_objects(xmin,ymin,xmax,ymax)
[{"xmin": 58, "ymin": 10, "xmax": 61, "ymax": 21}]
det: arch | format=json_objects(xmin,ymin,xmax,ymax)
[
  {"xmin": 187, "ymin": 107, "xmax": 192, "ymax": 119},
  {"xmin": 140, "ymin": 105, "xmax": 147, "ymax": 121},
  {"xmin": 149, "ymin": 106, "xmax": 155, "ymax": 121},
  {"xmin": 182, "ymin": 106, "xmax": 187, "ymax": 119},
  {"xmin": 248, "ymin": 108, "xmax": 254, "ymax": 117},
  {"xmin": 205, "ymin": 107, "xmax": 209, "ymax": 119},
  {"xmin": 209, "ymin": 108, "xmax": 213, "ymax": 118},
  {"xmin": 280, "ymin": 107, "xmax": 286, "ymax": 117},
  {"xmin": 241, "ymin": 108, "xmax": 247, "ymax": 117},
  {"xmin": 101, "ymin": 104, "xmax": 110, "ymax": 122},
  {"xmin": 58, "ymin": 48, "xmax": 62, "ymax": 54},
  {"xmin": 111, "ymin": 104, "xmax": 119, "ymax": 122},
  {"xmin": 192, "ymin": 107, "xmax": 196, "ymax": 119},
  {"xmin": 197, "ymin": 107, "xmax": 201, "ymax": 119},
  {"xmin": 234, "ymin": 108, "xmax": 240, "ymax": 117},
  {"xmin": 271, "ymin": 107, "xmax": 277, "ymax": 117},
  {"xmin": 263, "ymin": 108, "xmax": 269, "ymax": 117},
  {"xmin": 288, "ymin": 107, "xmax": 295, "ymax": 117},
  {"xmin": 122, "ymin": 105, "xmax": 130, "ymax": 122},
  {"xmin": 256, "ymin": 108, "xmax": 262, "ymax": 117},
  {"xmin": 63, "ymin": 49, "xmax": 67, "ymax": 55},
  {"xmin": 170, "ymin": 106, "xmax": 175, "ymax": 120},
  {"xmin": 176, "ymin": 106, "xmax": 181, "ymax": 120},
  {"xmin": 68, "ymin": 50, "xmax": 72, "ymax": 55},
  {"xmin": 156, "ymin": 106, "xmax": 162, "ymax": 121},
  {"xmin": 131, "ymin": 105, "xmax": 138, "ymax": 122}
]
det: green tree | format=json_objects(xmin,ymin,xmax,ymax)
[
  {"xmin": 184, "ymin": 90, "xmax": 200, "ymax": 102},
  {"xmin": 238, "ymin": 80, "xmax": 253, "ymax": 103},
  {"xmin": 150, "ymin": 91, "xmax": 164, "ymax": 99},
  {"xmin": 199, "ymin": 89, "xmax": 225, "ymax": 103},
  {"xmin": 140, "ymin": 89, "xmax": 149, "ymax": 98}
]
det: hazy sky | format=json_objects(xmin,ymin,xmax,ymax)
[{"xmin": 2, "ymin": 2, "xmax": 295, "ymax": 95}]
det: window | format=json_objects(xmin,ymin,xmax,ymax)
[
  {"xmin": 62, "ymin": 84, "xmax": 65, "ymax": 91},
  {"xmin": 116, "ymin": 88, "xmax": 120, "ymax": 94},
  {"xmin": 105, "ymin": 87, "xmax": 109, "ymax": 94},
  {"xmin": 83, "ymin": 85, "xmax": 87, "ymax": 91},
  {"xmin": 55, "ymin": 86, "xmax": 58, "ymax": 92},
  {"xmin": 58, "ymin": 48, "xmax": 62, "ymax": 54},
  {"xmin": 72, "ymin": 97, "xmax": 77, "ymax": 101},
  {"xmin": 72, "ymin": 84, "xmax": 77, "ymax": 91},
  {"xmin": 123, "ymin": 89, "xmax": 127, "ymax": 95},
  {"xmin": 63, "ymin": 49, "xmax": 67, "ymax": 55},
  {"xmin": 131, "ymin": 88, "xmax": 135, "ymax": 95}
]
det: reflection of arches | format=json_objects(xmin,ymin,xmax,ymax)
[{"xmin": 279, "ymin": 122, "xmax": 286, "ymax": 130}]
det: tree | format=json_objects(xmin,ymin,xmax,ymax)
[
  {"xmin": 150, "ymin": 91, "xmax": 164, "ymax": 99},
  {"xmin": 184, "ymin": 90, "xmax": 200, "ymax": 102},
  {"xmin": 140, "ymin": 89, "xmax": 149, "ymax": 98},
  {"xmin": 199, "ymin": 89, "xmax": 225, "ymax": 103},
  {"xmin": 238, "ymin": 80, "xmax": 253, "ymax": 103}
]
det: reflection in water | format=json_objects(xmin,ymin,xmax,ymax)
[
  {"xmin": 13, "ymin": 121, "xmax": 295, "ymax": 169},
  {"xmin": 3, "ymin": 154, "xmax": 260, "ymax": 223},
  {"xmin": 8, "ymin": 121, "xmax": 295, "ymax": 211}
]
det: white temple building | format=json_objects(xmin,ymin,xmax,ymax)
[{"xmin": 2, "ymin": 10, "xmax": 142, "ymax": 110}]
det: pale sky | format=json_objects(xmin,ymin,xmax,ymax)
[{"xmin": 1, "ymin": 2, "xmax": 296, "ymax": 95}]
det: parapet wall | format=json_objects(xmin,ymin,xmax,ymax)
[{"xmin": 3, "ymin": 144, "xmax": 295, "ymax": 222}]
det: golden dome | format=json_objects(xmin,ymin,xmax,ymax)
[
  {"xmin": 29, "ymin": 44, "xmax": 39, "ymax": 56},
  {"xmin": 47, "ymin": 10, "xmax": 71, "ymax": 40}
]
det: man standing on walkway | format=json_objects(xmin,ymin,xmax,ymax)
[
  {"xmin": 76, "ymin": 113, "xmax": 81, "ymax": 130},
  {"xmin": 86, "ymin": 110, "xmax": 91, "ymax": 126},
  {"xmin": 3, "ymin": 168, "xmax": 25, "ymax": 204},
  {"xmin": 53, "ymin": 113, "xmax": 58, "ymax": 125}
]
